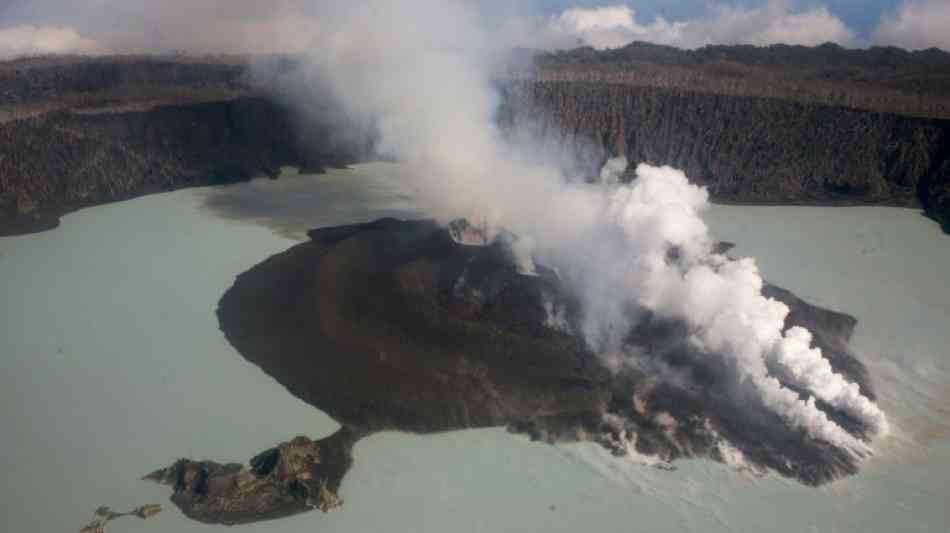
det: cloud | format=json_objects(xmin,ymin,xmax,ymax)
[
  {"xmin": 873, "ymin": 0, "xmax": 950, "ymax": 51},
  {"xmin": 0, "ymin": 1, "xmax": 325, "ymax": 56},
  {"xmin": 514, "ymin": 1, "xmax": 855, "ymax": 50},
  {"xmin": 0, "ymin": 25, "xmax": 105, "ymax": 59},
  {"xmin": 549, "ymin": 5, "xmax": 686, "ymax": 49},
  {"xmin": 706, "ymin": 3, "xmax": 855, "ymax": 47}
]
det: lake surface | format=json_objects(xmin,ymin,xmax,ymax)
[{"xmin": 2, "ymin": 165, "xmax": 949, "ymax": 532}]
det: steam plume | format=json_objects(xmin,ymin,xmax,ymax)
[{"xmin": 275, "ymin": 1, "xmax": 887, "ymax": 456}]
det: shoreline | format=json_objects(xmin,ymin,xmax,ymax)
[{"xmin": 3, "ymin": 179, "xmax": 945, "ymax": 239}]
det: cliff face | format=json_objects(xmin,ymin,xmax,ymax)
[
  {"xmin": 0, "ymin": 96, "xmax": 352, "ymax": 235},
  {"xmin": 501, "ymin": 81, "xmax": 950, "ymax": 231},
  {"xmin": 0, "ymin": 56, "xmax": 245, "ymax": 105},
  {"xmin": 530, "ymin": 41, "xmax": 950, "ymax": 120}
]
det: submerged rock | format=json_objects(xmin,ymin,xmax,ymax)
[
  {"xmin": 152, "ymin": 217, "xmax": 881, "ymax": 524},
  {"xmin": 78, "ymin": 504, "xmax": 161, "ymax": 533}
]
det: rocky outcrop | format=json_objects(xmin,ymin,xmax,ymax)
[
  {"xmin": 145, "ymin": 429, "xmax": 356, "ymax": 525},
  {"xmin": 78, "ymin": 504, "xmax": 161, "ymax": 533}
]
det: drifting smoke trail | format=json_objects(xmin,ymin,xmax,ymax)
[
  {"xmin": 285, "ymin": 0, "xmax": 887, "ymax": 456},
  {"xmin": 592, "ymin": 164, "xmax": 889, "ymax": 452},
  {"xmin": 772, "ymin": 326, "xmax": 890, "ymax": 434}
]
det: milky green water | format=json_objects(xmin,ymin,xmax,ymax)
[{"xmin": 2, "ymin": 166, "xmax": 949, "ymax": 532}]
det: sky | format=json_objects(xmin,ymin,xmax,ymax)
[
  {"xmin": 502, "ymin": 0, "xmax": 903, "ymax": 37},
  {"xmin": 0, "ymin": 0, "xmax": 948, "ymax": 58}
]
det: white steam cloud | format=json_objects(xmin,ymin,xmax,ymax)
[
  {"xmin": 589, "ymin": 164, "xmax": 888, "ymax": 451},
  {"xmin": 288, "ymin": 1, "xmax": 887, "ymax": 457},
  {"xmin": 599, "ymin": 156, "xmax": 629, "ymax": 185}
]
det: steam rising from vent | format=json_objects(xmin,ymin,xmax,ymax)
[
  {"xmin": 599, "ymin": 156, "xmax": 629, "ymax": 185},
  {"xmin": 277, "ymin": 0, "xmax": 887, "ymax": 458},
  {"xmin": 580, "ymin": 163, "xmax": 889, "ymax": 451}
]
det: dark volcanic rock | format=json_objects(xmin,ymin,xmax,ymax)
[
  {"xmin": 218, "ymin": 218, "xmax": 611, "ymax": 434},
  {"xmin": 146, "ymin": 429, "xmax": 356, "ymax": 525}
]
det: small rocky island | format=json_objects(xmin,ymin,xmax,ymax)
[
  {"xmin": 145, "ymin": 431, "xmax": 354, "ymax": 525},
  {"xmin": 149, "ymin": 218, "xmax": 879, "ymax": 525}
]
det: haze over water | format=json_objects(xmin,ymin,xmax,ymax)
[{"xmin": 1, "ymin": 165, "xmax": 948, "ymax": 532}]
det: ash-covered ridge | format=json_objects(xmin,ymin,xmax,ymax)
[{"xmin": 150, "ymin": 217, "xmax": 883, "ymax": 525}]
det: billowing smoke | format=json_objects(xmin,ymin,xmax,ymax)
[
  {"xmin": 273, "ymin": 0, "xmax": 888, "ymax": 458},
  {"xmin": 567, "ymin": 163, "xmax": 889, "ymax": 452}
]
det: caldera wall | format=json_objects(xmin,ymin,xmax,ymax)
[
  {"xmin": 0, "ymin": 96, "xmax": 353, "ymax": 235},
  {"xmin": 501, "ymin": 81, "xmax": 950, "ymax": 231},
  {"xmin": 2, "ymin": 56, "xmax": 949, "ymax": 236}
]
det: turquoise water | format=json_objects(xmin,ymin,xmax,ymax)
[
  {"xmin": 2, "ymin": 167, "xmax": 949, "ymax": 532},
  {"xmin": 0, "ymin": 185, "xmax": 339, "ymax": 532},
  {"xmin": 704, "ymin": 205, "xmax": 950, "ymax": 437}
]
